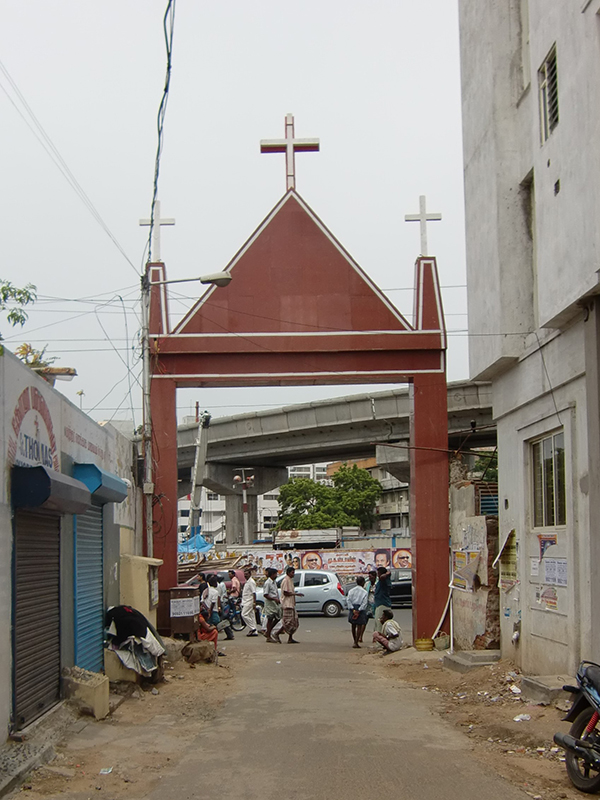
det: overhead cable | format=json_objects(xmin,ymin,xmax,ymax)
[
  {"xmin": 0, "ymin": 59, "xmax": 138, "ymax": 275},
  {"xmin": 145, "ymin": 0, "xmax": 177, "ymax": 263}
]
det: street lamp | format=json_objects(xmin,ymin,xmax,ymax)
[
  {"xmin": 233, "ymin": 469, "xmax": 255, "ymax": 546},
  {"xmin": 141, "ymin": 270, "xmax": 232, "ymax": 558}
]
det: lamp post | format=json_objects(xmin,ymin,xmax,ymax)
[
  {"xmin": 141, "ymin": 269, "xmax": 232, "ymax": 558},
  {"xmin": 233, "ymin": 468, "xmax": 255, "ymax": 546}
]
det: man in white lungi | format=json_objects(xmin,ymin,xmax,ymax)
[{"xmin": 241, "ymin": 567, "xmax": 258, "ymax": 636}]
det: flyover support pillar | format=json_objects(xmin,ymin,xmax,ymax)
[
  {"xmin": 225, "ymin": 494, "xmax": 258, "ymax": 546},
  {"xmin": 150, "ymin": 377, "xmax": 179, "ymax": 589},
  {"xmin": 410, "ymin": 373, "xmax": 449, "ymax": 640}
]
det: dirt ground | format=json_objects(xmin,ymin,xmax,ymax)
[
  {"xmin": 12, "ymin": 654, "xmax": 237, "ymax": 799},
  {"xmin": 9, "ymin": 649, "xmax": 587, "ymax": 800},
  {"xmin": 370, "ymin": 653, "xmax": 582, "ymax": 800}
]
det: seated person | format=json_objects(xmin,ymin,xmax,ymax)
[
  {"xmin": 372, "ymin": 608, "xmax": 403, "ymax": 654},
  {"xmin": 197, "ymin": 608, "xmax": 219, "ymax": 651}
]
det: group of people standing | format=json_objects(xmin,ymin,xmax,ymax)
[
  {"xmin": 345, "ymin": 566, "xmax": 403, "ymax": 653},
  {"xmin": 192, "ymin": 563, "xmax": 402, "ymax": 656},
  {"xmin": 242, "ymin": 566, "xmax": 303, "ymax": 644}
]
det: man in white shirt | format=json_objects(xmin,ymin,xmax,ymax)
[
  {"xmin": 217, "ymin": 575, "xmax": 228, "ymax": 602},
  {"xmin": 202, "ymin": 575, "xmax": 220, "ymax": 626},
  {"xmin": 241, "ymin": 567, "xmax": 258, "ymax": 636},
  {"xmin": 263, "ymin": 567, "xmax": 284, "ymax": 643},
  {"xmin": 346, "ymin": 576, "xmax": 369, "ymax": 648}
]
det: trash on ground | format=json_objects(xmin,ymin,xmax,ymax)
[
  {"xmin": 99, "ymin": 767, "xmax": 113, "ymax": 775},
  {"xmin": 510, "ymin": 685, "xmax": 522, "ymax": 694},
  {"xmin": 513, "ymin": 713, "xmax": 531, "ymax": 722}
]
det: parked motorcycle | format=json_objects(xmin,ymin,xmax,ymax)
[{"xmin": 554, "ymin": 661, "xmax": 600, "ymax": 792}]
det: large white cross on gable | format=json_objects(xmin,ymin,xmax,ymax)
[
  {"xmin": 260, "ymin": 113, "xmax": 320, "ymax": 191},
  {"xmin": 140, "ymin": 200, "xmax": 175, "ymax": 262},
  {"xmin": 404, "ymin": 195, "xmax": 442, "ymax": 256}
]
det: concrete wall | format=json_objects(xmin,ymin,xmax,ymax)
[
  {"xmin": 120, "ymin": 555, "xmax": 163, "ymax": 627},
  {"xmin": 450, "ymin": 485, "xmax": 500, "ymax": 651},
  {"xmin": 459, "ymin": 0, "xmax": 536, "ymax": 381},
  {"xmin": 0, "ymin": 350, "xmax": 140, "ymax": 736},
  {"xmin": 493, "ymin": 324, "xmax": 587, "ymax": 674},
  {"xmin": 459, "ymin": 0, "xmax": 600, "ymax": 675}
]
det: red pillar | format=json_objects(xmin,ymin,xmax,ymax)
[
  {"xmin": 150, "ymin": 377, "xmax": 179, "ymax": 589},
  {"xmin": 410, "ymin": 372, "xmax": 449, "ymax": 640}
]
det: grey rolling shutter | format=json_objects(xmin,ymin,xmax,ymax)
[
  {"xmin": 75, "ymin": 503, "xmax": 104, "ymax": 672},
  {"xmin": 13, "ymin": 509, "xmax": 61, "ymax": 729}
]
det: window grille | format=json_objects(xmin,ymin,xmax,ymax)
[
  {"xmin": 539, "ymin": 46, "xmax": 559, "ymax": 143},
  {"xmin": 532, "ymin": 430, "xmax": 566, "ymax": 527}
]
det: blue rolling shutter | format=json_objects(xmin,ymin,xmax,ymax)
[{"xmin": 75, "ymin": 503, "xmax": 104, "ymax": 672}]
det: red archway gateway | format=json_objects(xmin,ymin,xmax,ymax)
[{"xmin": 147, "ymin": 185, "xmax": 448, "ymax": 641}]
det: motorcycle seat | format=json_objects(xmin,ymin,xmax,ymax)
[{"xmin": 582, "ymin": 663, "xmax": 600, "ymax": 692}]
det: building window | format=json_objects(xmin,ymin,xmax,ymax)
[
  {"xmin": 207, "ymin": 493, "xmax": 219, "ymax": 501},
  {"xmin": 539, "ymin": 45, "xmax": 558, "ymax": 143},
  {"xmin": 180, "ymin": 508, "xmax": 190, "ymax": 517},
  {"xmin": 532, "ymin": 431, "xmax": 565, "ymax": 527}
]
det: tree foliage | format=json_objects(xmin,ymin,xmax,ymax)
[
  {"xmin": 276, "ymin": 463, "xmax": 382, "ymax": 531},
  {"xmin": 14, "ymin": 343, "xmax": 57, "ymax": 368},
  {"xmin": 0, "ymin": 279, "xmax": 36, "ymax": 347},
  {"xmin": 473, "ymin": 451, "xmax": 498, "ymax": 482}
]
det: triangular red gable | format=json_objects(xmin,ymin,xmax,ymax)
[{"xmin": 174, "ymin": 192, "xmax": 411, "ymax": 335}]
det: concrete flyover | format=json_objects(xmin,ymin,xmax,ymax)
[{"xmin": 176, "ymin": 381, "xmax": 494, "ymax": 536}]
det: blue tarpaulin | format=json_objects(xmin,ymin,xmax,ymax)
[{"xmin": 178, "ymin": 530, "xmax": 214, "ymax": 554}]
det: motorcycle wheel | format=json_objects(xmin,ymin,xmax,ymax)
[
  {"xmin": 565, "ymin": 706, "xmax": 600, "ymax": 793},
  {"xmin": 230, "ymin": 612, "xmax": 246, "ymax": 632}
]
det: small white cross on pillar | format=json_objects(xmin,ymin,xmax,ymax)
[
  {"xmin": 260, "ymin": 113, "xmax": 320, "ymax": 191},
  {"xmin": 139, "ymin": 200, "xmax": 175, "ymax": 262},
  {"xmin": 404, "ymin": 195, "xmax": 442, "ymax": 256}
]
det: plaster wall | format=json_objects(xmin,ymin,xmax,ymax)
[
  {"xmin": 450, "ymin": 485, "xmax": 500, "ymax": 651},
  {"xmin": 493, "ymin": 322, "xmax": 589, "ymax": 674},
  {"xmin": 459, "ymin": 0, "xmax": 536, "ymax": 380},
  {"xmin": 527, "ymin": 3, "xmax": 600, "ymax": 327},
  {"xmin": 0, "ymin": 357, "xmax": 9, "ymax": 737},
  {"xmin": 120, "ymin": 555, "xmax": 162, "ymax": 627},
  {"xmin": 460, "ymin": 0, "xmax": 600, "ymax": 676},
  {"xmin": 460, "ymin": 1, "xmax": 600, "ymax": 379},
  {"xmin": 0, "ymin": 351, "xmax": 140, "ymax": 735}
]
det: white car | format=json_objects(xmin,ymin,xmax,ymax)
[{"xmin": 255, "ymin": 570, "xmax": 347, "ymax": 617}]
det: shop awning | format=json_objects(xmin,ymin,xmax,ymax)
[
  {"xmin": 12, "ymin": 465, "xmax": 91, "ymax": 515},
  {"xmin": 73, "ymin": 463, "xmax": 129, "ymax": 504}
]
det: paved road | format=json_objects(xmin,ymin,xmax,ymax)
[{"xmin": 148, "ymin": 613, "xmax": 527, "ymax": 800}]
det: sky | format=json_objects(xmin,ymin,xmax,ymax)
[{"xmin": 0, "ymin": 1, "xmax": 467, "ymax": 428}]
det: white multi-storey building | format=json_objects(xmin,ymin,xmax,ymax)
[
  {"xmin": 178, "ymin": 463, "xmax": 331, "ymax": 543},
  {"xmin": 459, "ymin": 1, "xmax": 600, "ymax": 674}
]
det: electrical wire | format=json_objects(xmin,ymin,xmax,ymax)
[
  {"xmin": 145, "ymin": 0, "xmax": 177, "ymax": 263},
  {"xmin": 93, "ymin": 298, "xmax": 143, "ymax": 385},
  {"xmin": 118, "ymin": 295, "xmax": 138, "ymax": 429},
  {"xmin": 36, "ymin": 285, "xmax": 140, "ymax": 303},
  {"xmin": 534, "ymin": 331, "xmax": 563, "ymax": 425},
  {"xmin": 86, "ymin": 370, "xmax": 133, "ymax": 414},
  {"xmin": 0, "ymin": 60, "xmax": 138, "ymax": 276}
]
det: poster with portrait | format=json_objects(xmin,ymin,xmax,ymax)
[{"xmin": 239, "ymin": 548, "xmax": 411, "ymax": 576}]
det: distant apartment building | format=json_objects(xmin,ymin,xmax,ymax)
[
  {"xmin": 177, "ymin": 463, "xmax": 331, "ymax": 543},
  {"xmin": 177, "ymin": 461, "xmax": 408, "ymax": 542}
]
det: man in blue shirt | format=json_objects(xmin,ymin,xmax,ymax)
[{"xmin": 373, "ymin": 566, "xmax": 392, "ymax": 633}]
